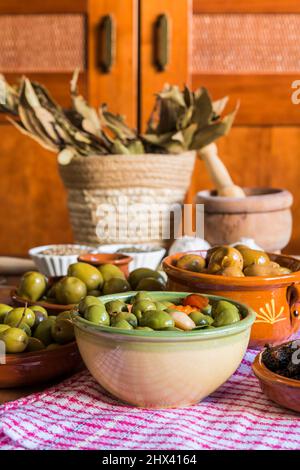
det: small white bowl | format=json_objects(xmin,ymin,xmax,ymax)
[
  {"xmin": 94, "ymin": 244, "xmax": 166, "ymax": 272},
  {"xmin": 29, "ymin": 244, "xmax": 93, "ymax": 277}
]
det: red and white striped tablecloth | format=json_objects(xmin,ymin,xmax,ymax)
[{"xmin": 0, "ymin": 349, "xmax": 299, "ymax": 450}]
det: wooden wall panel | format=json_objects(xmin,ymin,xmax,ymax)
[
  {"xmin": 88, "ymin": 0, "xmax": 138, "ymax": 126},
  {"xmin": 0, "ymin": 126, "xmax": 73, "ymax": 256},
  {"xmin": 0, "ymin": 0, "xmax": 138, "ymax": 255},
  {"xmin": 193, "ymin": 0, "xmax": 300, "ymax": 14},
  {"xmin": 192, "ymin": 74, "xmax": 300, "ymax": 126}
]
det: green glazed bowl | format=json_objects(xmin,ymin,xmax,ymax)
[{"xmin": 73, "ymin": 291, "xmax": 256, "ymax": 408}]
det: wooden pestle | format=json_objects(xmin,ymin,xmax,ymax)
[{"xmin": 199, "ymin": 143, "xmax": 246, "ymax": 198}]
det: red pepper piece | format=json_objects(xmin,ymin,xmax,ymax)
[{"xmin": 182, "ymin": 294, "xmax": 209, "ymax": 309}]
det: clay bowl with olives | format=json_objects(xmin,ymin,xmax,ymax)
[
  {"xmin": 0, "ymin": 303, "xmax": 81, "ymax": 388},
  {"xmin": 163, "ymin": 246, "xmax": 300, "ymax": 349},
  {"xmin": 252, "ymin": 342, "xmax": 300, "ymax": 413},
  {"xmin": 11, "ymin": 262, "xmax": 166, "ymax": 314},
  {"xmin": 72, "ymin": 291, "xmax": 255, "ymax": 408}
]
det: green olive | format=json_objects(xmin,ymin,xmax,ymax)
[
  {"xmin": 78, "ymin": 295, "xmax": 104, "ymax": 314},
  {"xmin": 277, "ymin": 266, "xmax": 292, "ymax": 275},
  {"xmin": 33, "ymin": 317, "xmax": 56, "ymax": 346},
  {"xmin": 135, "ymin": 277, "xmax": 165, "ymax": 291},
  {"xmin": 26, "ymin": 337, "xmax": 45, "ymax": 352},
  {"xmin": 47, "ymin": 343, "xmax": 61, "ymax": 350},
  {"xmin": 0, "ymin": 324, "xmax": 10, "ymax": 334},
  {"xmin": 189, "ymin": 311, "xmax": 214, "ymax": 326},
  {"xmin": 51, "ymin": 318, "xmax": 75, "ymax": 344},
  {"xmin": 208, "ymin": 246, "xmax": 243, "ymax": 273},
  {"xmin": 68, "ymin": 262, "xmax": 103, "ymax": 291},
  {"xmin": 112, "ymin": 319, "xmax": 133, "ymax": 330},
  {"xmin": 55, "ymin": 276, "xmax": 87, "ymax": 305},
  {"xmin": 243, "ymin": 264, "xmax": 281, "ymax": 277},
  {"xmin": 135, "ymin": 326, "xmax": 154, "ymax": 331},
  {"xmin": 154, "ymin": 301, "xmax": 168, "ymax": 311},
  {"xmin": 216, "ymin": 266, "xmax": 245, "ymax": 277},
  {"xmin": 163, "ymin": 327, "xmax": 182, "ymax": 331},
  {"xmin": 30, "ymin": 305, "xmax": 48, "ymax": 328},
  {"xmin": 18, "ymin": 322, "xmax": 32, "ymax": 337},
  {"xmin": 129, "ymin": 268, "xmax": 164, "ymax": 290},
  {"xmin": 17, "ymin": 271, "xmax": 47, "ymax": 301},
  {"xmin": 133, "ymin": 292, "xmax": 154, "ymax": 303},
  {"xmin": 1, "ymin": 327, "xmax": 28, "ymax": 353},
  {"xmin": 45, "ymin": 283, "xmax": 57, "ymax": 301},
  {"xmin": 111, "ymin": 312, "xmax": 137, "ymax": 328},
  {"xmin": 98, "ymin": 264, "xmax": 125, "ymax": 282},
  {"xmin": 87, "ymin": 290, "xmax": 102, "ymax": 297},
  {"xmin": 105, "ymin": 300, "xmax": 128, "ymax": 315},
  {"xmin": 176, "ymin": 254, "xmax": 206, "ymax": 272},
  {"xmin": 102, "ymin": 278, "xmax": 131, "ymax": 295},
  {"xmin": 160, "ymin": 301, "xmax": 175, "ymax": 308},
  {"xmin": 235, "ymin": 245, "xmax": 270, "ymax": 268},
  {"xmin": 56, "ymin": 310, "xmax": 72, "ymax": 321},
  {"xmin": 212, "ymin": 300, "xmax": 240, "ymax": 327},
  {"xmin": 131, "ymin": 300, "xmax": 157, "ymax": 320},
  {"xmin": 0, "ymin": 304, "xmax": 13, "ymax": 323},
  {"xmin": 84, "ymin": 305, "xmax": 110, "ymax": 326},
  {"xmin": 201, "ymin": 304, "xmax": 212, "ymax": 315},
  {"xmin": 139, "ymin": 310, "xmax": 174, "ymax": 330},
  {"xmin": 5, "ymin": 307, "xmax": 35, "ymax": 328}
]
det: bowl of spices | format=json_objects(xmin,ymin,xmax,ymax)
[{"xmin": 29, "ymin": 244, "xmax": 93, "ymax": 277}]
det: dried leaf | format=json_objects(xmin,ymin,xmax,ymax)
[
  {"xmin": 58, "ymin": 147, "xmax": 77, "ymax": 165},
  {"xmin": 212, "ymin": 96, "xmax": 229, "ymax": 118},
  {"xmin": 127, "ymin": 140, "xmax": 145, "ymax": 154},
  {"xmin": 191, "ymin": 87, "xmax": 213, "ymax": 127},
  {"xmin": 7, "ymin": 117, "xmax": 57, "ymax": 152}
]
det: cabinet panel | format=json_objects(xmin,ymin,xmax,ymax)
[
  {"xmin": 88, "ymin": 0, "xmax": 138, "ymax": 126},
  {"xmin": 139, "ymin": 0, "xmax": 191, "ymax": 128},
  {"xmin": 0, "ymin": 0, "xmax": 138, "ymax": 255}
]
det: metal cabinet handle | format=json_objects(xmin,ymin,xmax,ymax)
[
  {"xmin": 97, "ymin": 14, "xmax": 115, "ymax": 73},
  {"xmin": 153, "ymin": 14, "xmax": 170, "ymax": 72}
]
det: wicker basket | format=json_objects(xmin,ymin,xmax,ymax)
[{"xmin": 58, "ymin": 151, "xmax": 196, "ymax": 247}]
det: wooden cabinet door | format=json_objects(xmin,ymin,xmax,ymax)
[
  {"xmin": 189, "ymin": 0, "xmax": 300, "ymax": 253},
  {"xmin": 0, "ymin": 0, "xmax": 138, "ymax": 256},
  {"xmin": 139, "ymin": 0, "xmax": 191, "ymax": 129}
]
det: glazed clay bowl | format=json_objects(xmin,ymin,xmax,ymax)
[
  {"xmin": 78, "ymin": 253, "xmax": 133, "ymax": 277},
  {"xmin": 252, "ymin": 350, "xmax": 300, "ymax": 413},
  {"xmin": 163, "ymin": 251, "xmax": 300, "ymax": 349},
  {"xmin": 0, "ymin": 341, "xmax": 82, "ymax": 388},
  {"xmin": 72, "ymin": 291, "xmax": 255, "ymax": 409},
  {"xmin": 10, "ymin": 289, "xmax": 75, "ymax": 315},
  {"xmin": 196, "ymin": 188, "xmax": 293, "ymax": 252}
]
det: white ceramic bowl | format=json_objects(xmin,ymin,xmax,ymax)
[
  {"xmin": 29, "ymin": 244, "xmax": 93, "ymax": 277},
  {"xmin": 94, "ymin": 244, "xmax": 166, "ymax": 272}
]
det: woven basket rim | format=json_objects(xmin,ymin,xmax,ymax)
[{"xmin": 58, "ymin": 150, "xmax": 196, "ymax": 165}]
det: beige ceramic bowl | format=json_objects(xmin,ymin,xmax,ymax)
[{"xmin": 72, "ymin": 291, "xmax": 255, "ymax": 408}]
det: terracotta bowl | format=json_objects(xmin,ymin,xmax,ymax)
[
  {"xmin": 163, "ymin": 251, "xmax": 300, "ymax": 349},
  {"xmin": 252, "ymin": 350, "xmax": 300, "ymax": 413},
  {"xmin": 10, "ymin": 289, "xmax": 75, "ymax": 315},
  {"xmin": 0, "ymin": 341, "xmax": 82, "ymax": 388},
  {"xmin": 196, "ymin": 188, "xmax": 293, "ymax": 252},
  {"xmin": 72, "ymin": 291, "xmax": 255, "ymax": 408},
  {"xmin": 78, "ymin": 253, "xmax": 133, "ymax": 277}
]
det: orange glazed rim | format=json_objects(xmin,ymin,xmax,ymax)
[
  {"xmin": 252, "ymin": 350, "xmax": 300, "ymax": 389},
  {"xmin": 162, "ymin": 251, "xmax": 300, "ymax": 287}
]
